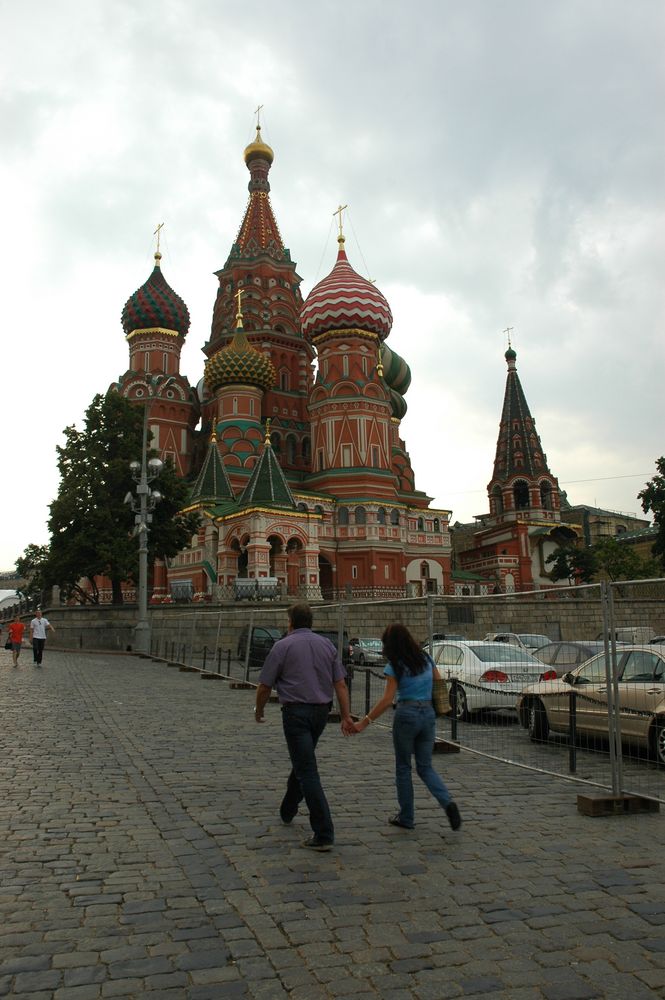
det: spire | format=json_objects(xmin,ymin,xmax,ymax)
[
  {"xmin": 189, "ymin": 429, "xmax": 235, "ymax": 506},
  {"xmin": 491, "ymin": 347, "xmax": 552, "ymax": 482},
  {"xmin": 227, "ymin": 120, "xmax": 284, "ymax": 263},
  {"xmin": 238, "ymin": 430, "xmax": 296, "ymax": 508}
]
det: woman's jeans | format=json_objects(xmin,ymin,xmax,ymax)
[
  {"xmin": 281, "ymin": 702, "xmax": 334, "ymax": 843},
  {"xmin": 392, "ymin": 702, "xmax": 451, "ymax": 826}
]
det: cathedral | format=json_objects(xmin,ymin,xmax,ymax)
[{"xmin": 112, "ymin": 126, "xmax": 452, "ymax": 602}]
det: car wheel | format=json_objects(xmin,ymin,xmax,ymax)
[
  {"xmin": 527, "ymin": 700, "xmax": 549, "ymax": 742},
  {"xmin": 453, "ymin": 685, "xmax": 469, "ymax": 721},
  {"xmin": 650, "ymin": 717, "xmax": 665, "ymax": 767},
  {"xmin": 358, "ymin": 654, "xmax": 365, "ymax": 665}
]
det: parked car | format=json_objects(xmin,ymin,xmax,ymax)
[
  {"xmin": 431, "ymin": 641, "xmax": 548, "ymax": 720},
  {"xmin": 421, "ymin": 633, "xmax": 467, "ymax": 649},
  {"xmin": 649, "ymin": 636, "xmax": 665, "ymax": 645},
  {"xmin": 595, "ymin": 627, "xmax": 655, "ymax": 643},
  {"xmin": 531, "ymin": 640, "xmax": 608, "ymax": 678},
  {"xmin": 484, "ymin": 632, "xmax": 552, "ymax": 650},
  {"xmin": 237, "ymin": 625, "xmax": 282, "ymax": 667},
  {"xmin": 313, "ymin": 629, "xmax": 351, "ymax": 665},
  {"xmin": 517, "ymin": 644, "xmax": 665, "ymax": 765},
  {"xmin": 349, "ymin": 638, "xmax": 385, "ymax": 666}
]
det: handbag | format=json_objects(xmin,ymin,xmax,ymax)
[
  {"xmin": 431, "ymin": 659, "xmax": 450, "ymax": 717},
  {"xmin": 4, "ymin": 640, "xmax": 11, "ymax": 650}
]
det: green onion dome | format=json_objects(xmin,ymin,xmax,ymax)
[
  {"xmin": 380, "ymin": 344, "xmax": 411, "ymax": 395},
  {"xmin": 121, "ymin": 253, "xmax": 190, "ymax": 338},
  {"xmin": 204, "ymin": 328, "xmax": 276, "ymax": 393},
  {"xmin": 388, "ymin": 387, "xmax": 408, "ymax": 420}
]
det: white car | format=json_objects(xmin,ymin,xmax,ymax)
[
  {"xmin": 349, "ymin": 638, "xmax": 385, "ymax": 666},
  {"xmin": 484, "ymin": 632, "xmax": 552, "ymax": 651},
  {"xmin": 433, "ymin": 641, "xmax": 549, "ymax": 720}
]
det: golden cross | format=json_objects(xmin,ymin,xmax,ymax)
[
  {"xmin": 254, "ymin": 104, "xmax": 264, "ymax": 128},
  {"xmin": 153, "ymin": 222, "xmax": 164, "ymax": 254},
  {"xmin": 235, "ymin": 287, "xmax": 244, "ymax": 326},
  {"xmin": 503, "ymin": 326, "xmax": 514, "ymax": 347},
  {"xmin": 333, "ymin": 204, "xmax": 348, "ymax": 238}
]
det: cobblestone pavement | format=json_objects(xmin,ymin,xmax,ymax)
[{"xmin": 0, "ymin": 648, "xmax": 663, "ymax": 1000}]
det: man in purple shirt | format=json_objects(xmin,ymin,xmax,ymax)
[{"xmin": 255, "ymin": 603, "xmax": 354, "ymax": 851}]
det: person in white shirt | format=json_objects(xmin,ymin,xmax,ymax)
[{"xmin": 29, "ymin": 610, "xmax": 55, "ymax": 666}]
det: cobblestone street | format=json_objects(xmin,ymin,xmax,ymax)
[{"xmin": 0, "ymin": 648, "xmax": 663, "ymax": 999}]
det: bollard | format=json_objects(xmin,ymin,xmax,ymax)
[
  {"xmin": 217, "ymin": 648, "xmax": 222, "ymax": 675},
  {"xmin": 568, "ymin": 690, "xmax": 577, "ymax": 774},
  {"xmin": 202, "ymin": 646, "xmax": 208, "ymax": 672},
  {"xmin": 226, "ymin": 649, "xmax": 231, "ymax": 676}
]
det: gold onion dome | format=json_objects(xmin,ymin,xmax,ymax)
[
  {"xmin": 204, "ymin": 327, "xmax": 276, "ymax": 394},
  {"xmin": 243, "ymin": 124, "xmax": 274, "ymax": 166}
]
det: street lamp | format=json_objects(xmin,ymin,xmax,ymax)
[{"xmin": 126, "ymin": 409, "xmax": 163, "ymax": 654}]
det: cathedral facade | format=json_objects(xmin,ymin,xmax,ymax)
[{"xmin": 113, "ymin": 127, "xmax": 451, "ymax": 602}]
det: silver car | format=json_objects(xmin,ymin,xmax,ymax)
[
  {"xmin": 349, "ymin": 638, "xmax": 385, "ymax": 666},
  {"xmin": 433, "ymin": 641, "xmax": 547, "ymax": 720}
]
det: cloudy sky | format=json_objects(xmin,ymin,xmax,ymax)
[{"xmin": 2, "ymin": 0, "xmax": 664, "ymax": 571}]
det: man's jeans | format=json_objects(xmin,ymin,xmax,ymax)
[
  {"xmin": 392, "ymin": 702, "xmax": 451, "ymax": 826},
  {"xmin": 281, "ymin": 702, "xmax": 334, "ymax": 843},
  {"xmin": 33, "ymin": 638, "xmax": 46, "ymax": 664}
]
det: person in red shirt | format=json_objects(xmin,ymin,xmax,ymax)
[{"xmin": 7, "ymin": 615, "xmax": 25, "ymax": 667}]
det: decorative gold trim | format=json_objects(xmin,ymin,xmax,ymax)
[
  {"xmin": 126, "ymin": 327, "xmax": 181, "ymax": 340},
  {"xmin": 312, "ymin": 329, "xmax": 380, "ymax": 346}
]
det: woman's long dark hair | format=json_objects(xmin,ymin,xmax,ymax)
[{"xmin": 382, "ymin": 623, "xmax": 428, "ymax": 679}]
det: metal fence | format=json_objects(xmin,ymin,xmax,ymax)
[{"xmin": 146, "ymin": 580, "xmax": 665, "ymax": 805}]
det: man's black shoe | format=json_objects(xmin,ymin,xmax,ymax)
[
  {"xmin": 388, "ymin": 815, "xmax": 414, "ymax": 830},
  {"xmin": 301, "ymin": 837, "xmax": 333, "ymax": 852},
  {"xmin": 445, "ymin": 802, "xmax": 462, "ymax": 831}
]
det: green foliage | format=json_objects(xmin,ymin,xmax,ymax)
[
  {"xmin": 46, "ymin": 392, "xmax": 200, "ymax": 603},
  {"xmin": 638, "ymin": 457, "xmax": 665, "ymax": 571},
  {"xmin": 593, "ymin": 537, "xmax": 658, "ymax": 582},
  {"xmin": 546, "ymin": 545, "xmax": 597, "ymax": 584},
  {"xmin": 15, "ymin": 543, "xmax": 51, "ymax": 600}
]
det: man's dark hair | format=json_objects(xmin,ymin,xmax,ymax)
[{"xmin": 288, "ymin": 603, "xmax": 313, "ymax": 630}]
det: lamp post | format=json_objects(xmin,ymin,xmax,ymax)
[{"xmin": 126, "ymin": 405, "xmax": 163, "ymax": 655}]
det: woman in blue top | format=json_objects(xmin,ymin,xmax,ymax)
[{"xmin": 354, "ymin": 623, "xmax": 461, "ymax": 832}]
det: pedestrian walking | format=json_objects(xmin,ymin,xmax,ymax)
[
  {"xmin": 353, "ymin": 622, "xmax": 461, "ymax": 832},
  {"xmin": 7, "ymin": 615, "xmax": 25, "ymax": 667},
  {"xmin": 29, "ymin": 610, "xmax": 55, "ymax": 666},
  {"xmin": 254, "ymin": 602, "xmax": 354, "ymax": 852}
]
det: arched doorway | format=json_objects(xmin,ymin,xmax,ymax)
[
  {"xmin": 286, "ymin": 537, "xmax": 303, "ymax": 595},
  {"xmin": 319, "ymin": 555, "xmax": 333, "ymax": 600},
  {"xmin": 231, "ymin": 536, "xmax": 249, "ymax": 578}
]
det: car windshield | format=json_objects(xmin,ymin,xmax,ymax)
[
  {"xmin": 519, "ymin": 634, "xmax": 550, "ymax": 648},
  {"xmin": 467, "ymin": 643, "xmax": 539, "ymax": 664},
  {"xmin": 361, "ymin": 639, "xmax": 383, "ymax": 651}
]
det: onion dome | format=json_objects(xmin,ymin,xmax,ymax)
[
  {"xmin": 301, "ymin": 237, "xmax": 393, "ymax": 342},
  {"xmin": 204, "ymin": 324, "xmax": 276, "ymax": 394},
  {"xmin": 380, "ymin": 344, "xmax": 411, "ymax": 395},
  {"xmin": 243, "ymin": 124, "xmax": 274, "ymax": 167},
  {"xmin": 121, "ymin": 252, "xmax": 190, "ymax": 339},
  {"xmin": 388, "ymin": 387, "xmax": 408, "ymax": 420}
]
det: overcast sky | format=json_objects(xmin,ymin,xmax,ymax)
[{"xmin": 2, "ymin": 0, "xmax": 664, "ymax": 571}]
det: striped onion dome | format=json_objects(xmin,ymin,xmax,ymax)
[
  {"xmin": 121, "ymin": 253, "xmax": 190, "ymax": 338},
  {"xmin": 204, "ymin": 327, "xmax": 276, "ymax": 394},
  {"xmin": 381, "ymin": 343, "xmax": 411, "ymax": 395},
  {"xmin": 301, "ymin": 238, "xmax": 392, "ymax": 342},
  {"xmin": 388, "ymin": 387, "xmax": 408, "ymax": 420}
]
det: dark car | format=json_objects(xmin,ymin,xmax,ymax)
[
  {"xmin": 314, "ymin": 629, "xmax": 351, "ymax": 665},
  {"xmin": 237, "ymin": 625, "xmax": 283, "ymax": 668},
  {"xmin": 531, "ymin": 640, "xmax": 608, "ymax": 678}
]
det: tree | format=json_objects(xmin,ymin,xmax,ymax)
[
  {"xmin": 593, "ymin": 537, "xmax": 659, "ymax": 582},
  {"xmin": 638, "ymin": 457, "xmax": 665, "ymax": 571},
  {"xmin": 15, "ymin": 543, "xmax": 51, "ymax": 602},
  {"xmin": 47, "ymin": 392, "xmax": 200, "ymax": 603},
  {"xmin": 546, "ymin": 545, "xmax": 597, "ymax": 584}
]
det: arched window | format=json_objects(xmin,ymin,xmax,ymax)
[
  {"xmin": 280, "ymin": 370, "xmax": 290, "ymax": 391},
  {"xmin": 513, "ymin": 480, "xmax": 529, "ymax": 509},
  {"xmin": 433, "ymin": 518, "xmax": 440, "ymax": 532},
  {"xmin": 540, "ymin": 481, "xmax": 553, "ymax": 510},
  {"xmin": 297, "ymin": 502, "xmax": 308, "ymax": 513},
  {"xmin": 301, "ymin": 437, "xmax": 311, "ymax": 463},
  {"xmin": 377, "ymin": 507, "xmax": 387, "ymax": 525},
  {"xmin": 355, "ymin": 506, "xmax": 366, "ymax": 525},
  {"xmin": 417, "ymin": 516, "xmax": 425, "ymax": 531},
  {"xmin": 390, "ymin": 509, "xmax": 400, "ymax": 526},
  {"xmin": 271, "ymin": 432, "xmax": 281, "ymax": 455},
  {"xmin": 314, "ymin": 505, "xmax": 324, "ymax": 516},
  {"xmin": 286, "ymin": 435, "xmax": 297, "ymax": 464},
  {"xmin": 420, "ymin": 561, "xmax": 429, "ymax": 578},
  {"xmin": 338, "ymin": 506, "xmax": 349, "ymax": 526},
  {"xmin": 493, "ymin": 486, "xmax": 504, "ymax": 515}
]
